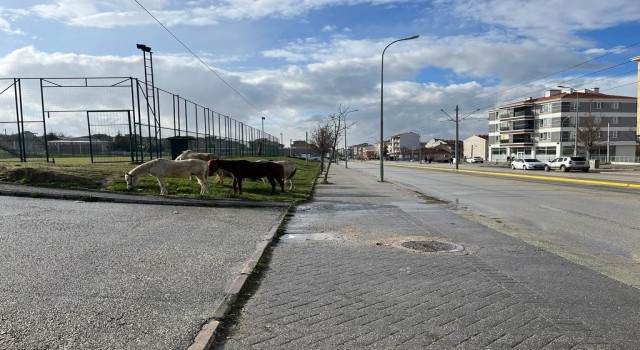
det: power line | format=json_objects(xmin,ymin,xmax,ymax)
[{"xmin": 134, "ymin": 0, "xmax": 291, "ymax": 133}]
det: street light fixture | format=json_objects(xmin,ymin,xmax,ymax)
[
  {"xmin": 380, "ymin": 34, "xmax": 419, "ymax": 182},
  {"xmin": 558, "ymin": 85, "xmax": 579, "ymax": 156}
]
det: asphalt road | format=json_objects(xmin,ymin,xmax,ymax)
[
  {"xmin": 347, "ymin": 161, "xmax": 640, "ymax": 289},
  {"xmin": 0, "ymin": 196, "xmax": 287, "ymax": 349}
]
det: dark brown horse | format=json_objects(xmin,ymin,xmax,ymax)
[{"xmin": 207, "ymin": 159, "xmax": 284, "ymax": 195}]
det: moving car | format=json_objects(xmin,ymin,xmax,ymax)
[
  {"xmin": 544, "ymin": 156, "xmax": 590, "ymax": 172},
  {"xmin": 467, "ymin": 156, "xmax": 484, "ymax": 163},
  {"xmin": 511, "ymin": 158, "xmax": 546, "ymax": 170}
]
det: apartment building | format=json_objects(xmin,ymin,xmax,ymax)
[
  {"xmin": 388, "ymin": 132, "xmax": 420, "ymax": 160},
  {"xmin": 488, "ymin": 88, "xmax": 637, "ymax": 162}
]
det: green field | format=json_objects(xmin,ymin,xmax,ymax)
[{"xmin": 0, "ymin": 156, "xmax": 319, "ymax": 203}]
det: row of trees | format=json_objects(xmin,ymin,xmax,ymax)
[{"xmin": 308, "ymin": 105, "xmax": 356, "ymax": 183}]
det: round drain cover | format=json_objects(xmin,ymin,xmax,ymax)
[{"xmin": 400, "ymin": 240, "xmax": 462, "ymax": 253}]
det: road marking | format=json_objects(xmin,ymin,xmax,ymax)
[{"xmin": 388, "ymin": 163, "xmax": 640, "ymax": 189}]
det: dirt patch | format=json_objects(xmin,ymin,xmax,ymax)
[{"xmin": 0, "ymin": 166, "xmax": 104, "ymax": 189}]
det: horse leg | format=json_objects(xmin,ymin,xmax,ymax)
[
  {"xmin": 267, "ymin": 176, "xmax": 277, "ymax": 195},
  {"xmin": 236, "ymin": 177, "xmax": 243, "ymax": 194},
  {"xmin": 215, "ymin": 170, "xmax": 224, "ymax": 184},
  {"xmin": 156, "ymin": 176, "xmax": 168, "ymax": 195},
  {"xmin": 277, "ymin": 177, "xmax": 284, "ymax": 193},
  {"xmin": 232, "ymin": 177, "xmax": 238, "ymax": 193},
  {"xmin": 196, "ymin": 174, "xmax": 208, "ymax": 195}
]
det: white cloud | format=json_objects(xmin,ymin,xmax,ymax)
[
  {"xmin": 0, "ymin": 8, "xmax": 28, "ymax": 35},
  {"xmin": 321, "ymin": 25, "xmax": 336, "ymax": 32},
  {"xmin": 446, "ymin": 0, "xmax": 640, "ymax": 46},
  {"xmin": 2, "ymin": 0, "xmax": 639, "ymax": 144},
  {"xmin": 22, "ymin": 0, "xmax": 411, "ymax": 28}
]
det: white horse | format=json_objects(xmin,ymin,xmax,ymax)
[
  {"xmin": 257, "ymin": 160, "xmax": 298, "ymax": 190},
  {"xmin": 175, "ymin": 150, "xmax": 222, "ymax": 162},
  {"xmin": 175, "ymin": 150, "xmax": 231, "ymax": 184},
  {"xmin": 124, "ymin": 159, "xmax": 209, "ymax": 195}
]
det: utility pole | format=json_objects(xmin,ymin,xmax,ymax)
[
  {"xmin": 441, "ymin": 105, "xmax": 478, "ymax": 170},
  {"xmin": 455, "ymin": 105, "xmax": 459, "ymax": 170}
]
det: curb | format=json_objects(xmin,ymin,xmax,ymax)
[
  {"xmin": 189, "ymin": 169, "xmax": 321, "ymax": 349},
  {"xmin": 0, "ymin": 184, "xmax": 290, "ymax": 209},
  {"xmin": 186, "ymin": 209, "xmax": 289, "ymax": 350}
]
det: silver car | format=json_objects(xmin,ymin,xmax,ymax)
[
  {"xmin": 544, "ymin": 156, "xmax": 590, "ymax": 172},
  {"xmin": 511, "ymin": 158, "xmax": 546, "ymax": 170}
]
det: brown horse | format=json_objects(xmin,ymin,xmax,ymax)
[{"xmin": 207, "ymin": 159, "xmax": 284, "ymax": 195}]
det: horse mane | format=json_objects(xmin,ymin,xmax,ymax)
[{"xmin": 127, "ymin": 159, "xmax": 156, "ymax": 177}]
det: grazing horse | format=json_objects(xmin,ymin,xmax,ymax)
[
  {"xmin": 175, "ymin": 150, "xmax": 231, "ymax": 184},
  {"xmin": 175, "ymin": 150, "xmax": 222, "ymax": 162},
  {"xmin": 257, "ymin": 160, "xmax": 298, "ymax": 190},
  {"xmin": 125, "ymin": 159, "xmax": 209, "ymax": 196},
  {"xmin": 207, "ymin": 159, "xmax": 284, "ymax": 195}
]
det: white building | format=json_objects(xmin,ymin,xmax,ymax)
[
  {"xmin": 463, "ymin": 135, "xmax": 488, "ymax": 160},
  {"xmin": 488, "ymin": 88, "xmax": 637, "ymax": 162},
  {"xmin": 388, "ymin": 132, "xmax": 420, "ymax": 160}
]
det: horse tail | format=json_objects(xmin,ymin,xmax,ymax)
[{"xmin": 287, "ymin": 166, "xmax": 298, "ymax": 180}]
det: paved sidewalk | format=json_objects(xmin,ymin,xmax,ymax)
[{"xmin": 215, "ymin": 164, "xmax": 640, "ymax": 349}]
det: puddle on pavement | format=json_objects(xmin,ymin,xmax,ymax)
[{"xmin": 280, "ymin": 232, "xmax": 343, "ymax": 242}]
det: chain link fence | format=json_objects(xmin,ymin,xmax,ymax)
[{"xmin": 0, "ymin": 77, "xmax": 281, "ymax": 163}]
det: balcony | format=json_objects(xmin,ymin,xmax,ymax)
[
  {"xmin": 499, "ymin": 134, "xmax": 534, "ymax": 146},
  {"xmin": 497, "ymin": 109, "xmax": 534, "ymax": 121}
]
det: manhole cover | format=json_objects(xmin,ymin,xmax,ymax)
[{"xmin": 397, "ymin": 240, "xmax": 463, "ymax": 253}]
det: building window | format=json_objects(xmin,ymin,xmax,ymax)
[
  {"xmin": 541, "ymin": 104, "xmax": 550, "ymax": 113},
  {"xmin": 612, "ymin": 102, "xmax": 620, "ymax": 110},
  {"xmin": 612, "ymin": 116, "xmax": 619, "ymax": 124},
  {"xmin": 594, "ymin": 101, "xmax": 602, "ymax": 109},
  {"xmin": 538, "ymin": 118, "xmax": 551, "ymax": 128},
  {"xmin": 612, "ymin": 131, "xmax": 619, "ymax": 138},
  {"xmin": 539, "ymin": 132, "xmax": 550, "ymax": 140}
]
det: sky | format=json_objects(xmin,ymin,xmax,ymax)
[{"xmin": 1, "ymin": 0, "xmax": 640, "ymax": 146}]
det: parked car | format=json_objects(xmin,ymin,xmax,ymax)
[
  {"xmin": 544, "ymin": 156, "xmax": 590, "ymax": 172},
  {"xmin": 467, "ymin": 156, "xmax": 484, "ymax": 163},
  {"xmin": 511, "ymin": 158, "xmax": 546, "ymax": 170}
]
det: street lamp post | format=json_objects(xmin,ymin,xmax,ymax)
[
  {"xmin": 558, "ymin": 85, "xmax": 579, "ymax": 155},
  {"xmin": 380, "ymin": 35, "xmax": 419, "ymax": 182}
]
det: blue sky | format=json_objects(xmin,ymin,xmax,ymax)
[{"xmin": 1, "ymin": 0, "xmax": 639, "ymax": 145}]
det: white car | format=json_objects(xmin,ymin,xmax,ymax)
[
  {"xmin": 511, "ymin": 158, "xmax": 546, "ymax": 170},
  {"xmin": 544, "ymin": 156, "xmax": 590, "ymax": 172},
  {"xmin": 467, "ymin": 156, "xmax": 484, "ymax": 163}
]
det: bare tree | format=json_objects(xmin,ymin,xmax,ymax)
[
  {"xmin": 309, "ymin": 105, "xmax": 357, "ymax": 183},
  {"xmin": 309, "ymin": 120, "xmax": 334, "ymax": 174},
  {"xmin": 324, "ymin": 105, "xmax": 359, "ymax": 183},
  {"xmin": 577, "ymin": 112, "xmax": 604, "ymax": 158}
]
